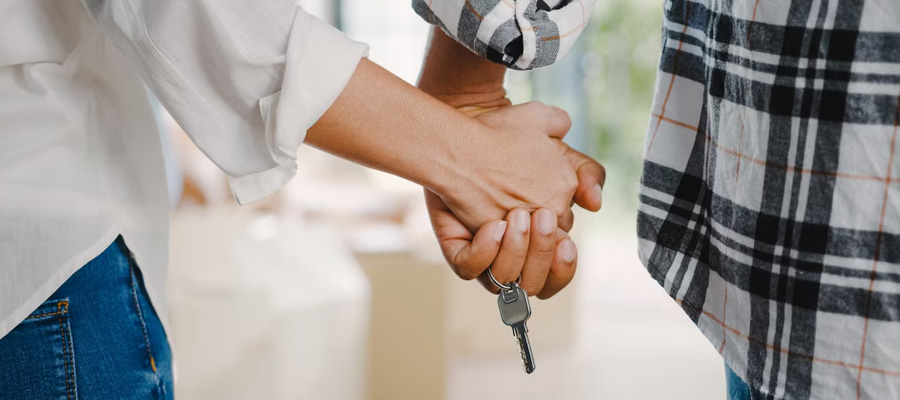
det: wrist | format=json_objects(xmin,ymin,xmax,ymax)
[
  {"xmin": 418, "ymin": 27, "xmax": 508, "ymax": 107},
  {"xmin": 432, "ymin": 92, "xmax": 513, "ymax": 110}
]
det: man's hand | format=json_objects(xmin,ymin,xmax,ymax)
[{"xmin": 428, "ymin": 189, "xmax": 580, "ymax": 298}]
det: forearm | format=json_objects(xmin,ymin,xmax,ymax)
[
  {"xmin": 306, "ymin": 57, "xmax": 581, "ymax": 232},
  {"xmin": 306, "ymin": 58, "xmax": 483, "ymax": 195},
  {"xmin": 418, "ymin": 27, "xmax": 509, "ymax": 108}
]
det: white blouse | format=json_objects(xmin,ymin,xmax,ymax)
[{"xmin": 0, "ymin": 0, "xmax": 368, "ymax": 339}]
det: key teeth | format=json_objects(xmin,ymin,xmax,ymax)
[
  {"xmin": 514, "ymin": 328, "xmax": 535, "ymax": 374},
  {"xmin": 498, "ymin": 287, "xmax": 534, "ymax": 375},
  {"xmin": 517, "ymin": 338, "xmax": 525, "ymax": 370},
  {"xmin": 516, "ymin": 335, "xmax": 531, "ymax": 373}
]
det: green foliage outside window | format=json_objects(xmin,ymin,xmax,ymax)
[{"xmin": 583, "ymin": 0, "xmax": 664, "ymax": 219}]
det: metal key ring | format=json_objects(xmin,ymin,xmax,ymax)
[{"xmin": 487, "ymin": 267, "xmax": 521, "ymax": 291}]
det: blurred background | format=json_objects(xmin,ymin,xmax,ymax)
[{"xmin": 160, "ymin": 0, "xmax": 726, "ymax": 399}]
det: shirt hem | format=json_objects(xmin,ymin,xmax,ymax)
[
  {"xmin": 0, "ymin": 227, "xmax": 122, "ymax": 340},
  {"xmin": 641, "ymin": 255, "xmax": 781, "ymax": 400}
]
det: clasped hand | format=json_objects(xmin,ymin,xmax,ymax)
[{"xmin": 428, "ymin": 102, "xmax": 606, "ymax": 299}]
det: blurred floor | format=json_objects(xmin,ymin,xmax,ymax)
[{"xmin": 448, "ymin": 214, "xmax": 726, "ymax": 400}]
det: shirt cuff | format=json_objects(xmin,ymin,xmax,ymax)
[
  {"xmin": 412, "ymin": 0, "xmax": 592, "ymax": 70},
  {"xmin": 230, "ymin": 9, "xmax": 369, "ymax": 205}
]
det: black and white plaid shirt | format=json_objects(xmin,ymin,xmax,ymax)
[{"xmin": 416, "ymin": 0, "xmax": 900, "ymax": 398}]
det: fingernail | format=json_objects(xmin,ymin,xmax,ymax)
[
  {"xmin": 560, "ymin": 240, "xmax": 576, "ymax": 263},
  {"xmin": 536, "ymin": 209, "xmax": 555, "ymax": 235},
  {"xmin": 513, "ymin": 210, "xmax": 529, "ymax": 233},
  {"xmin": 493, "ymin": 221, "xmax": 507, "ymax": 242},
  {"xmin": 594, "ymin": 184, "xmax": 603, "ymax": 207}
]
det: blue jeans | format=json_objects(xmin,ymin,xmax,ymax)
[
  {"xmin": 0, "ymin": 237, "xmax": 173, "ymax": 399},
  {"xmin": 727, "ymin": 364, "xmax": 773, "ymax": 400}
]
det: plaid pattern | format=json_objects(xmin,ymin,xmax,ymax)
[
  {"xmin": 419, "ymin": 0, "xmax": 900, "ymax": 398},
  {"xmin": 638, "ymin": 0, "xmax": 900, "ymax": 399},
  {"xmin": 412, "ymin": 0, "xmax": 594, "ymax": 70}
]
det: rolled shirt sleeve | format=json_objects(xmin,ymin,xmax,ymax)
[
  {"xmin": 82, "ymin": 0, "xmax": 369, "ymax": 204},
  {"xmin": 413, "ymin": 0, "xmax": 594, "ymax": 70}
]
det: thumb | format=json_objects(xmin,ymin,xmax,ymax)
[{"xmin": 425, "ymin": 189, "xmax": 505, "ymax": 280}]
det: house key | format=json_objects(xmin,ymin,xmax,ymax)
[{"xmin": 489, "ymin": 268, "xmax": 535, "ymax": 374}]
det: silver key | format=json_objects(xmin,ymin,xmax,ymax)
[{"xmin": 496, "ymin": 281, "xmax": 536, "ymax": 374}]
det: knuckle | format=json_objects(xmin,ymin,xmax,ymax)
[
  {"xmin": 558, "ymin": 174, "xmax": 578, "ymax": 197},
  {"xmin": 456, "ymin": 266, "xmax": 480, "ymax": 281},
  {"xmin": 553, "ymin": 139, "xmax": 571, "ymax": 154},
  {"xmin": 449, "ymin": 257, "xmax": 481, "ymax": 281},
  {"xmin": 536, "ymin": 241, "xmax": 556, "ymax": 255},
  {"xmin": 523, "ymin": 283, "xmax": 545, "ymax": 297},
  {"xmin": 531, "ymin": 232, "xmax": 556, "ymax": 252},
  {"xmin": 524, "ymin": 101, "xmax": 545, "ymax": 110},
  {"xmin": 554, "ymin": 205, "xmax": 571, "ymax": 222},
  {"xmin": 527, "ymin": 102, "xmax": 552, "ymax": 119},
  {"xmin": 566, "ymin": 170, "xmax": 579, "ymax": 190}
]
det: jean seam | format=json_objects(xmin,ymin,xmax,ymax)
[
  {"xmin": 54, "ymin": 301, "xmax": 76, "ymax": 400},
  {"xmin": 25, "ymin": 311, "xmax": 67, "ymax": 319},
  {"xmin": 129, "ymin": 265, "xmax": 158, "ymax": 374}
]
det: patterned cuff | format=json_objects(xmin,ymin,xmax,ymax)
[{"xmin": 413, "ymin": 0, "xmax": 594, "ymax": 70}]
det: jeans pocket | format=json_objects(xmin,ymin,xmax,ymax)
[{"xmin": 0, "ymin": 299, "xmax": 78, "ymax": 400}]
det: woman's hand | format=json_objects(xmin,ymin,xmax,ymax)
[{"xmin": 433, "ymin": 101, "xmax": 580, "ymax": 231}]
